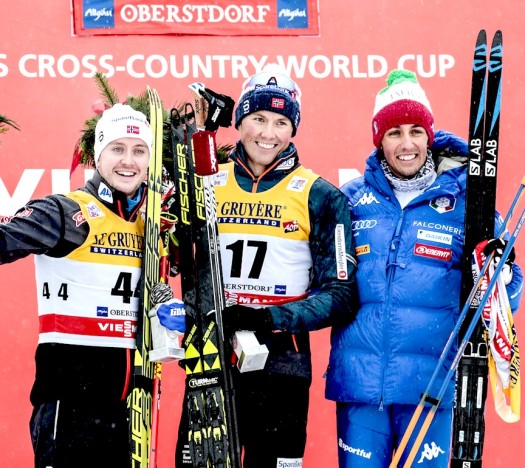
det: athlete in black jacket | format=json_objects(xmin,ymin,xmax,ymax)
[
  {"xmin": 175, "ymin": 65, "xmax": 358, "ymax": 468},
  {"xmin": 0, "ymin": 103, "xmax": 152, "ymax": 468}
]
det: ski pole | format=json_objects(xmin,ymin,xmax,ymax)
[{"xmin": 391, "ymin": 201, "xmax": 525, "ymax": 468}]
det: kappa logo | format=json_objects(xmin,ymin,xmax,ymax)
[
  {"xmin": 417, "ymin": 441, "xmax": 445, "ymax": 463},
  {"xmin": 355, "ymin": 192, "xmax": 379, "ymax": 206}
]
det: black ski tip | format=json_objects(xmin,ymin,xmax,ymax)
[
  {"xmin": 477, "ymin": 29, "xmax": 487, "ymax": 43},
  {"xmin": 492, "ymin": 29, "xmax": 503, "ymax": 46}
]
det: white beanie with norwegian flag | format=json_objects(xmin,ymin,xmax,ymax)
[{"xmin": 94, "ymin": 103, "xmax": 152, "ymax": 167}]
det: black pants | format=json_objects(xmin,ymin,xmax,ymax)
[
  {"xmin": 30, "ymin": 400, "xmax": 130, "ymax": 468},
  {"xmin": 175, "ymin": 372, "xmax": 310, "ymax": 467}
]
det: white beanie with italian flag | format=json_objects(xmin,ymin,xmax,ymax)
[{"xmin": 372, "ymin": 69, "xmax": 434, "ymax": 148}]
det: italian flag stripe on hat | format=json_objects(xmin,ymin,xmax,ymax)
[{"xmin": 372, "ymin": 69, "xmax": 435, "ymax": 148}]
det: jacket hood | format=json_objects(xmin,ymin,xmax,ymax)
[{"xmin": 363, "ymin": 129, "xmax": 468, "ymax": 196}]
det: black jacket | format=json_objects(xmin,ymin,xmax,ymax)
[
  {"xmin": 0, "ymin": 171, "xmax": 146, "ymax": 406},
  {"xmin": 226, "ymin": 142, "xmax": 358, "ymax": 381}
]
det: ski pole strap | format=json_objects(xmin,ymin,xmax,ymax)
[{"xmin": 422, "ymin": 394, "xmax": 440, "ymax": 407}]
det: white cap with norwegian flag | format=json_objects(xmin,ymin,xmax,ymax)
[{"xmin": 94, "ymin": 103, "xmax": 152, "ymax": 167}]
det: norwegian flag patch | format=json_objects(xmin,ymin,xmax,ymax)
[
  {"xmin": 271, "ymin": 98, "xmax": 285, "ymax": 110},
  {"xmin": 127, "ymin": 125, "xmax": 140, "ymax": 135}
]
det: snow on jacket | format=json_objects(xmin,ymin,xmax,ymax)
[
  {"xmin": 224, "ymin": 141, "xmax": 358, "ymax": 380},
  {"xmin": 0, "ymin": 171, "xmax": 146, "ymax": 406},
  {"xmin": 325, "ymin": 130, "xmax": 523, "ymax": 408}
]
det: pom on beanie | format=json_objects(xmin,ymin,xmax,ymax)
[
  {"xmin": 94, "ymin": 103, "xmax": 152, "ymax": 167},
  {"xmin": 234, "ymin": 64, "xmax": 301, "ymax": 137},
  {"xmin": 372, "ymin": 69, "xmax": 434, "ymax": 148}
]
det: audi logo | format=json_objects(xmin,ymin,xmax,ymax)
[{"xmin": 351, "ymin": 220, "xmax": 378, "ymax": 230}]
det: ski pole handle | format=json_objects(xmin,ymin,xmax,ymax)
[
  {"xmin": 461, "ymin": 174, "xmax": 525, "ymax": 321},
  {"xmin": 192, "ymin": 130, "xmax": 219, "ymax": 176},
  {"xmin": 188, "ymin": 81, "xmax": 235, "ymax": 132}
]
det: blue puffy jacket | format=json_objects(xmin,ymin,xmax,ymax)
[{"xmin": 325, "ymin": 131, "xmax": 523, "ymax": 408}]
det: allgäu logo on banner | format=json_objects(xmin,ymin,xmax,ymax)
[
  {"xmin": 277, "ymin": 0, "xmax": 308, "ymax": 29},
  {"xmin": 83, "ymin": 0, "xmax": 115, "ymax": 29}
]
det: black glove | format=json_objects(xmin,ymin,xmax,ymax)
[
  {"xmin": 220, "ymin": 305, "xmax": 274, "ymax": 336},
  {"xmin": 483, "ymin": 238, "xmax": 515, "ymax": 284}
]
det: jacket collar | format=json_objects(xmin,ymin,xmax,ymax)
[{"xmin": 83, "ymin": 171, "xmax": 146, "ymax": 221}]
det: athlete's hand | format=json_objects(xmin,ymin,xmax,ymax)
[
  {"xmin": 220, "ymin": 305, "xmax": 274, "ymax": 336},
  {"xmin": 148, "ymin": 282, "xmax": 186, "ymax": 334},
  {"xmin": 483, "ymin": 238, "xmax": 515, "ymax": 284}
]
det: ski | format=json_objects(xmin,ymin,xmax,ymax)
[
  {"xmin": 171, "ymin": 86, "xmax": 240, "ymax": 467},
  {"xmin": 451, "ymin": 29, "xmax": 503, "ymax": 468},
  {"xmin": 129, "ymin": 87, "xmax": 164, "ymax": 467}
]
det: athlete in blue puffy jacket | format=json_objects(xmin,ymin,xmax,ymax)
[{"xmin": 325, "ymin": 70, "xmax": 523, "ymax": 468}]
